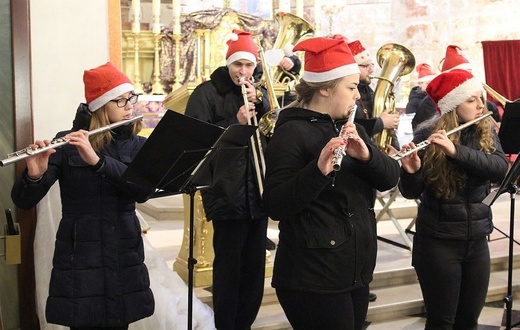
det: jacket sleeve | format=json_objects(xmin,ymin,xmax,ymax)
[
  {"xmin": 263, "ymin": 125, "xmax": 333, "ymax": 219},
  {"xmin": 451, "ymin": 134, "xmax": 509, "ymax": 183},
  {"xmin": 11, "ymin": 166, "xmax": 60, "ymax": 210},
  {"xmin": 99, "ymin": 156, "xmax": 155, "ymax": 203},
  {"xmin": 398, "ymin": 167, "xmax": 425, "ymax": 200}
]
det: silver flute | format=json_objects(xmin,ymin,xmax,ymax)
[
  {"xmin": 0, "ymin": 114, "xmax": 143, "ymax": 167},
  {"xmin": 332, "ymin": 105, "xmax": 357, "ymax": 171},
  {"xmin": 391, "ymin": 112, "xmax": 493, "ymax": 161}
]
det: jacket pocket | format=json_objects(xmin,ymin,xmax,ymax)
[{"xmin": 305, "ymin": 223, "xmax": 353, "ymax": 249}]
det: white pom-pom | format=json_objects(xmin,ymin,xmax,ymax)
[
  {"xmin": 228, "ymin": 33, "xmax": 238, "ymax": 42},
  {"xmin": 283, "ymin": 43, "xmax": 294, "ymax": 56}
]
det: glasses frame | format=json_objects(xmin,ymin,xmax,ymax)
[{"xmin": 110, "ymin": 93, "xmax": 139, "ymax": 108}]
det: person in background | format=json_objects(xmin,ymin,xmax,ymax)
[
  {"xmin": 184, "ymin": 29, "xmax": 269, "ymax": 330},
  {"xmin": 263, "ymin": 37, "xmax": 400, "ymax": 329},
  {"xmin": 398, "ymin": 69, "xmax": 508, "ymax": 329},
  {"xmin": 342, "ymin": 37, "xmax": 400, "ymax": 151},
  {"xmin": 412, "ymin": 45, "xmax": 501, "ymax": 132},
  {"xmin": 11, "ymin": 62, "xmax": 155, "ymax": 329},
  {"xmin": 405, "ymin": 63, "xmax": 437, "ymax": 115}
]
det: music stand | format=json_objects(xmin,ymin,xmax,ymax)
[
  {"xmin": 483, "ymin": 100, "xmax": 520, "ymax": 330},
  {"xmin": 122, "ymin": 110, "xmax": 257, "ymax": 329}
]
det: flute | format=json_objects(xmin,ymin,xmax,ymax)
[
  {"xmin": 391, "ymin": 112, "xmax": 492, "ymax": 161},
  {"xmin": 0, "ymin": 114, "xmax": 143, "ymax": 167},
  {"xmin": 332, "ymin": 105, "xmax": 357, "ymax": 171}
]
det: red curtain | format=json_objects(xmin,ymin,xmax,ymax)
[{"xmin": 482, "ymin": 40, "xmax": 520, "ymax": 103}]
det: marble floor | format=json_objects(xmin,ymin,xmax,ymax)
[{"xmin": 139, "ymin": 188, "xmax": 520, "ymax": 329}]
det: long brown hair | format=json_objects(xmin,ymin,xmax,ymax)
[
  {"xmin": 422, "ymin": 110, "xmax": 496, "ymax": 199},
  {"xmin": 88, "ymin": 106, "xmax": 142, "ymax": 152}
]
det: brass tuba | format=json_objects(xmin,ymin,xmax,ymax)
[
  {"xmin": 270, "ymin": 12, "xmax": 314, "ymax": 87},
  {"xmin": 257, "ymin": 12, "xmax": 314, "ymax": 137},
  {"xmin": 372, "ymin": 43, "xmax": 415, "ymax": 151}
]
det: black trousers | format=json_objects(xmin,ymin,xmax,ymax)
[
  {"xmin": 212, "ymin": 217, "xmax": 268, "ymax": 330},
  {"xmin": 413, "ymin": 235, "xmax": 490, "ymax": 330},
  {"xmin": 276, "ymin": 286, "xmax": 369, "ymax": 330}
]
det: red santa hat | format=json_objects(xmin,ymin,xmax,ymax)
[
  {"xmin": 226, "ymin": 29, "xmax": 258, "ymax": 67},
  {"xmin": 426, "ymin": 69, "xmax": 483, "ymax": 115},
  {"xmin": 293, "ymin": 37, "xmax": 360, "ymax": 83},
  {"xmin": 441, "ymin": 45, "xmax": 472, "ymax": 72},
  {"xmin": 416, "ymin": 63, "xmax": 437, "ymax": 82},
  {"xmin": 347, "ymin": 39, "xmax": 372, "ymax": 65},
  {"xmin": 83, "ymin": 62, "xmax": 134, "ymax": 112}
]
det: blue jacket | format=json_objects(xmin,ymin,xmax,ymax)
[{"xmin": 11, "ymin": 105, "xmax": 155, "ymax": 327}]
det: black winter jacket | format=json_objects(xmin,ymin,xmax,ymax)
[
  {"xmin": 399, "ymin": 125, "xmax": 508, "ymax": 240},
  {"xmin": 184, "ymin": 66, "xmax": 268, "ymax": 221},
  {"xmin": 263, "ymin": 108, "xmax": 400, "ymax": 293},
  {"xmin": 405, "ymin": 86, "xmax": 427, "ymax": 114},
  {"xmin": 11, "ymin": 105, "xmax": 155, "ymax": 327}
]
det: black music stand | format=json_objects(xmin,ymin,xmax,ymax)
[
  {"xmin": 484, "ymin": 101, "xmax": 520, "ymax": 330},
  {"xmin": 122, "ymin": 110, "xmax": 257, "ymax": 329}
]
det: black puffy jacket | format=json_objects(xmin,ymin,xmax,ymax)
[
  {"xmin": 264, "ymin": 108, "xmax": 400, "ymax": 293},
  {"xmin": 399, "ymin": 125, "xmax": 508, "ymax": 240},
  {"xmin": 184, "ymin": 66, "xmax": 268, "ymax": 221},
  {"xmin": 11, "ymin": 105, "xmax": 155, "ymax": 327}
]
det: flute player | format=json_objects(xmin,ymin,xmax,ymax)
[
  {"xmin": 11, "ymin": 62, "xmax": 155, "ymax": 329},
  {"xmin": 398, "ymin": 69, "xmax": 508, "ymax": 329},
  {"xmin": 262, "ymin": 37, "xmax": 400, "ymax": 330}
]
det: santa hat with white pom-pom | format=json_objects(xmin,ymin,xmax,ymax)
[{"xmin": 226, "ymin": 29, "xmax": 259, "ymax": 67}]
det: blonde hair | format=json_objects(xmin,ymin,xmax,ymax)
[
  {"xmin": 88, "ymin": 106, "xmax": 142, "ymax": 152},
  {"xmin": 422, "ymin": 109, "xmax": 495, "ymax": 199}
]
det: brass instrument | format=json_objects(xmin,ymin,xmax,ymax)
[
  {"xmin": 240, "ymin": 77, "xmax": 266, "ymax": 194},
  {"xmin": 257, "ymin": 46, "xmax": 281, "ymax": 138},
  {"xmin": 332, "ymin": 106, "xmax": 357, "ymax": 171},
  {"xmin": 257, "ymin": 12, "xmax": 314, "ymax": 137},
  {"xmin": 0, "ymin": 115, "xmax": 144, "ymax": 167},
  {"xmin": 483, "ymin": 82, "xmax": 512, "ymax": 108},
  {"xmin": 391, "ymin": 112, "xmax": 493, "ymax": 161},
  {"xmin": 372, "ymin": 43, "xmax": 416, "ymax": 151},
  {"xmin": 270, "ymin": 12, "xmax": 314, "ymax": 90}
]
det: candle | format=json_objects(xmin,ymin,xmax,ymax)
[
  {"xmin": 173, "ymin": 0, "xmax": 181, "ymax": 35},
  {"xmin": 152, "ymin": 0, "xmax": 161, "ymax": 34},
  {"xmin": 132, "ymin": 0, "xmax": 140, "ymax": 34},
  {"xmin": 296, "ymin": 0, "xmax": 303, "ymax": 17},
  {"xmin": 279, "ymin": 0, "xmax": 290, "ymax": 13}
]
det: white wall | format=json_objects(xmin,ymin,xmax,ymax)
[{"xmin": 30, "ymin": 0, "xmax": 110, "ymax": 139}]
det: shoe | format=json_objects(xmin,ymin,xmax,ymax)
[
  {"xmin": 266, "ymin": 237, "xmax": 277, "ymax": 250},
  {"xmin": 368, "ymin": 292, "xmax": 377, "ymax": 302}
]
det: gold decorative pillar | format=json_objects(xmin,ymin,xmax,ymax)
[
  {"xmin": 173, "ymin": 192, "xmax": 215, "ymax": 287},
  {"xmin": 173, "ymin": 191, "xmax": 274, "ymax": 287},
  {"xmin": 171, "ymin": 34, "xmax": 183, "ymax": 90}
]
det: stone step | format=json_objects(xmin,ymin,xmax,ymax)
[
  {"xmin": 193, "ymin": 253, "xmax": 520, "ymax": 329},
  {"xmin": 136, "ymin": 191, "xmax": 419, "ymax": 222}
]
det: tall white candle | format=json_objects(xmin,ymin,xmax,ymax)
[
  {"xmin": 279, "ymin": 0, "xmax": 290, "ymax": 13},
  {"xmin": 152, "ymin": 0, "xmax": 161, "ymax": 34},
  {"xmin": 173, "ymin": 0, "xmax": 181, "ymax": 35},
  {"xmin": 296, "ymin": 0, "xmax": 304, "ymax": 17},
  {"xmin": 314, "ymin": 0, "xmax": 321, "ymax": 36},
  {"xmin": 132, "ymin": 0, "xmax": 140, "ymax": 34}
]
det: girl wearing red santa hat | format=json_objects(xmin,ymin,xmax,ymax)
[
  {"xmin": 11, "ymin": 62, "xmax": 155, "ymax": 329},
  {"xmin": 398, "ymin": 69, "xmax": 508, "ymax": 329},
  {"xmin": 263, "ymin": 37, "xmax": 400, "ymax": 329}
]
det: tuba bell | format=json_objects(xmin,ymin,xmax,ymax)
[
  {"xmin": 257, "ymin": 12, "xmax": 314, "ymax": 137},
  {"xmin": 372, "ymin": 43, "xmax": 415, "ymax": 151}
]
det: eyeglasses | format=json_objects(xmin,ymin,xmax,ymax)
[
  {"xmin": 358, "ymin": 63, "xmax": 375, "ymax": 70},
  {"xmin": 110, "ymin": 94, "xmax": 139, "ymax": 108}
]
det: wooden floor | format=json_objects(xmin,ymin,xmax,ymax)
[{"xmin": 139, "ymin": 189, "xmax": 520, "ymax": 330}]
